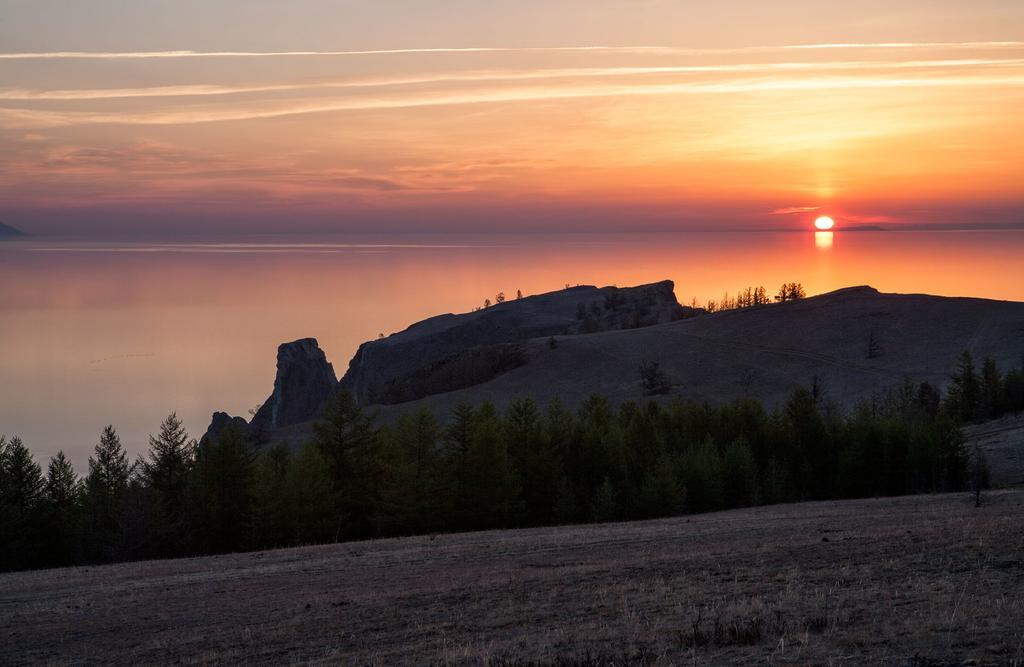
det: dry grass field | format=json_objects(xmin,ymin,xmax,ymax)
[{"xmin": 2, "ymin": 491, "xmax": 1023, "ymax": 666}]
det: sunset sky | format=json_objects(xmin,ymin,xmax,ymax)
[{"xmin": 2, "ymin": 0, "xmax": 1023, "ymax": 234}]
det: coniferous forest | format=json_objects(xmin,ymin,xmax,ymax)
[{"xmin": 2, "ymin": 352, "xmax": 1022, "ymax": 572}]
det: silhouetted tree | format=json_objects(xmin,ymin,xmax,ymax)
[
  {"xmin": 379, "ymin": 408, "xmax": 445, "ymax": 533},
  {"xmin": 313, "ymin": 388, "xmax": 380, "ymax": 539},
  {"xmin": 774, "ymin": 282, "xmax": 806, "ymax": 302},
  {"xmin": 443, "ymin": 401, "xmax": 476, "ymax": 530},
  {"xmin": 251, "ymin": 443, "xmax": 292, "ymax": 548},
  {"xmin": 287, "ymin": 443, "xmax": 335, "ymax": 545},
  {"xmin": 0, "ymin": 436, "xmax": 45, "ymax": 570},
  {"xmin": 142, "ymin": 413, "xmax": 194, "ymax": 554},
  {"xmin": 639, "ymin": 359, "xmax": 671, "ymax": 396},
  {"xmin": 41, "ymin": 451, "xmax": 80, "ymax": 567},
  {"xmin": 506, "ymin": 398, "xmax": 557, "ymax": 525},
  {"xmin": 979, "ymin": 357, "xmax": 1003, "ymax": 420},
  {"xmin": 723, "ymin": 439, "xmax": 758, "ymax": 507},
  {"xmin": 682, "ymin": 439, "xmax": 724, "ymax": 512},
  {"xmin": 916, "ymin": 381, "xmax": 942, "ymax": 417},
  {"xmin": 945, "ymin": 350, "xmax": 980, "ymax": 422},
  {"xmin": 83, "ymin": 426, "xmax": 130, "ymax": 562},
  {"xmin": 637, "ymin": 454, "xmax": 685, "ymax": 518},
  {"xmin": 1, "ymin": 376, "xmax": 988, "ymax": 571},
  {"xmin": 590, "ymin": 477, "xmax": 619, "ymax": 522},
  {"xmin": 189, "ymin": 425, "xmax": 254, "ymax": 554},
  {"xmin": 552, "ymin": 476, "xmax": 579, "ymax": 524},
  {"xmin": 461, "ymin": 403, "xmax": 516, "ymax": 529}
]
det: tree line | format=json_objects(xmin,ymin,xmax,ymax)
[
  {"xmin": 696, "ymin": 282, "xmax": 806, "ymax": 314},
  {"xmin": 8, "ymin": 348, "xmax": 1020, "ymax": 571}
]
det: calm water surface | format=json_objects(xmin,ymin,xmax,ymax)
[{"xmin": 2, "ymin": 230, "xmax": 1023, "ymax": 469}]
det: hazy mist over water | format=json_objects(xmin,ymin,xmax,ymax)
[{"xmin": 2, "ymin": 229, "xmax": 1023, "ymax": 470}]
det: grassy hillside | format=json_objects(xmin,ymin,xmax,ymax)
[
  {"xmin": 2, "ymin": 490, "xmax": 1022, "ymax": 665},
  {"xmin": 386, "ymin": 286, "xmax": 1024, "ymax": 419},
  {"xmin": 265, "ymin": 285, "xmax": 1024, "ymax": 446}
]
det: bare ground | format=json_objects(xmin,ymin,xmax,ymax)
[{"xmin": 2, "ymin": 491, "xmax": 1023, "ymax": 666}]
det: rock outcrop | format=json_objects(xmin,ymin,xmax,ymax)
[
  {"xmin": 340, "ymin": 280, "xmax": 692, "ymax": 404},
  {"xmin": 200, "ymin": 411, "xmax": 250, "ymax": 445},
  {"xmin": 249, "ymin": 338, "xmax": 337, "ymax": 431}
]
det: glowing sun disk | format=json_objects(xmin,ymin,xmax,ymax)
[{"xmin": 814, "ymin": 216, "xmax": 835, "ymax": 231}]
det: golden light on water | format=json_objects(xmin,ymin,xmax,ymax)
[
  {"xmin": 815, "ymin": 231, "xmax": 834, "ymax": 250},
  {"xmin": 814, "ymin": 216, "xmax": 836, "ymax": 231}
]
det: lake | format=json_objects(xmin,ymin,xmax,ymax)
[{"xmin": 2, "ymin": 229, "xmax": 1023, "ymax": 470}]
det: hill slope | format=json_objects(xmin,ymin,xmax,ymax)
[
  {"xmin": 210, "ymin": 283, "xmax": 1024, "ymax": 444},
  {"xmin": 391, "ymin": 285, "xmax": 1024, "ymax": 417},
  {"xmin": 2, "ymin": 491, "xmax": 1021, "ymax": 664}
]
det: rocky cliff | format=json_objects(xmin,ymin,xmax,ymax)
[
  {"xmin": 250, "ymin": 338, "xmax": 337, "ymax": 431},
  {"xmin": 202, "ymin": 338, "xmax": 336, "ymax": 443}
]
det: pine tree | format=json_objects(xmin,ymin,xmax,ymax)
[
  {"xmin": 552, "ymin": 476, "xmax": 579, "ymax": 524},
  {"xmin": 287, "ymin": 443, "xmax": 335, "ymax": 545},
  {"xmin": 979, "ymin": 357, "xmax": 1003, "ymax": 420},
  {"xmin": 83, "ymin": 426, "xmax": 130, "ymax": 562},
  {"xmin": 681, "ymin": 439, "xmax": 724, "ymax": 512},
  {"xmin": 143, "ymin": 413, "xmax": 194, "ymax": 554},
  {"xmin": 42, "ymin": 451, "xmax": 81, "ymax": 567},
  {"xmin": 251, "ymin": 443, "xmax": 292, "ymax": 549},
  {"xmin": 761, "ymin": 459, "xmax": 790, "ymax": 505},
  {"xmin": 783, "ymin": 387, "xmax": 831, "ymax": 499},
  {"xmin": 0, "ymin": 436, "xmax": 45, "ymax": 570},
  {"xmin": 190, "ymin": 425, "xmax": 255, "ymax": 554},
  {"xmin": 945, "ymin": 351, "xmax": 980, "ymax": 422},
  {"xmin": 637, "ymin": 455, "xmax": 685, "ymax": 518},
  {"xmin": 506, "ymin": 398, "xmax": 556, "ymax": 525},
  {"xmin": 380, "ymin": 408, "xmax": 445, "ymax": 533},
  {"xmin": 313, "ymin": 388, "xmax": 380, "ymax": 539},
  {"xmin": 443, "ymin": 401, "xmax": 476, "ymax": 530},
  {"xmin": 462, "ymin": 403, "xmax": 516, "ymax": 529},
  {"xmin": 590, "ymin": 477, "xmax": 619, "ymax": 522},
  {"xmin": 722, "ymin": 439, "xmax": 759, "ymax": 507}
]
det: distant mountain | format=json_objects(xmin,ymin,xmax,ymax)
[{"xmin": 0, "ymin": 221, "xmax": 26, "ymax": 237}]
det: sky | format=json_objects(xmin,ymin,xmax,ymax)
[{"xmin": 1, "ymin": 0, "xmax": 1023, "ymax": 234}]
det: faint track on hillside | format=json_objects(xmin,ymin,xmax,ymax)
[{"xmin": 674, "ymin": 331, "xmax": 912, "ymax": 380}]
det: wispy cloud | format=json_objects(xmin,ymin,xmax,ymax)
[
  {"xmin": 770, "ymin": 206, "xmax": 820, "ymax": 215},
  {"xmin": 3, "ymin": 58, "xmax": 1021, "ymax": 101},
  {"xmin": 0, "ymin": 41, "xmax": 1021, "ymax": 60},
  {"xmin": 4, "ymin": 73, "xmax": 1023, "ymax": 128}
]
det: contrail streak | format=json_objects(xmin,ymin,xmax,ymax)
[
  {"xmin": 0, "ymin": 41, "xmax": 1021, "ymax": 60},
  {"xmin": 2, "ymin": 59, "xmax": 1021, "ymax": 100},
  {"xmin": 4, "ymin": 74, "xmax": 1024, "ymax": 128}
]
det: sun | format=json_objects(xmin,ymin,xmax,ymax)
[{"xmin": 814, "ymin": 215, "xmax": 835, "ymax": 231}]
